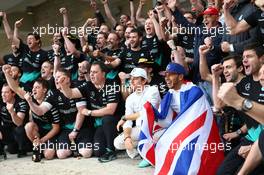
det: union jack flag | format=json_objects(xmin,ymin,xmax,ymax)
[{"xmin": 138, "ymin": 85, "xmax": 224, "ymax": 175}]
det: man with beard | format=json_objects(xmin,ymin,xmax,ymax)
[
  {"xmin": 92, "ymin": 32, "xmax": 122, "ymax": 82},
  {"xmin": 199, "ymin": 44, "xmax": 245, "ymax": 150},
  {"xmin": 237, "ymin": 64, "xmax": 264, "ymax": 175},
  {"xmin": 216, "ymin": 43, "xmax": 264, "ymax": 174},
  {"xmin": 100, "ymin": 0, "xmax": 130, "ymax": 28},
  {"xmin": 59, "ymin": 28, "xmax": 86, "ymax": 81},
  {"xmin": 12, "ymin": 19, "xmax": 48, "ymax": 92},
  {"xmin": 2, "ymin": 65, "xmax": 61, "ymax": 160},
  {"xmin": 119, "ymin": 29, "xmax": 153, "ymax": 74},
  {"xmin": 167, "ymin": 1, "xmax": 223, "ymax": 104}
]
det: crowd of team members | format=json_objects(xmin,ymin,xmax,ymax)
[{"xmin": 0, "ymin": 0, "xmax": 264, "ymax": 174}]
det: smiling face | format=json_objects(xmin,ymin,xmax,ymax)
[
  {"xmin": 115, "ymin": 25, "xmax": 125, "ymax": 39},
  {"xmin": 41, "ymin": 61, "xmax": 53, "ymax": 80},
  {"xmin": 243, "ymin": 49, "xmax": 261, "ymax": 76},
  {"xmin": 99, "ymin": 24, "xmax": 110, "ymax": 34},
  {"xmin": 203, "ymin": 14, "xmax": 218, "ymax": 29},
  {"xmin": 53, "ymin": 33, "xmax": 62, "ymax": 44},
  {"xmin": 27, "ymin": 34, "xmax": 40, "ymax": 49},
  {"xmin": 32, "ymin": 82, "xmax": 47, "ymax": 100},
  {"xmin": 107, "ymin": 33, "xmax": 119, "ymax": 50},
  {"xmin": 10, "ymin": 66, "xmax": 21, "ymax": 80},
  {"xmin": 130, "ymin": 76, "xmax": 146, "ymax": 92},
  {"xmin": 223, "ymin": 59, "xmax": 239, "ymax": 82},
  {"xmin": 120, "ymin": 15, "xmax": 129, "ymax": 26},
  {"xmin": 96, "ymin": 33, "xmax": 107, "ymax": 49},
  {"xmin": 78, "ymin": 61, "xmax": 90, "ymax": 79},
  {"xmin": 165, "ymin": 72, "xmax": 183, "ymax": 90},
  {"xmin": 129, "ymin": 32, "xmax": 141, "ymax": 49},
  {"xmin": 1, "ymin": 85, "xmax": 15, "ymax": 103},
  {"xmin": 144, "ymin": 18, "xmax": 155, "ymax": 36}
]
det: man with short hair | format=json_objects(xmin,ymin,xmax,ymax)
[
  {"xmin": 216, "ymin": 44, "xmax": 264, "ymax": 174},
  {"xmin": 12, "ymin": 18, "xmax": 48, "ymax": 91},
  {"xmin": 58, "ymin": 61, "xmax": 123, "ymax": 162},
  {"xmin": 114, "ymin": 68, "xmax": 160, "ymax": 165},
  {"xmin": 168, "ymin": 2, "xmax": 223, "ymax": 103},
  {"xmin": 0, "ymin": 84, "xmax": 30, "ymax": 158},
  {"xmin": 237, "ymin": 64, "xmax": 264, "ymax": 175}
]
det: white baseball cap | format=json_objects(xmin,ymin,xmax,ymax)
[{"xmin": 130, "ymin": 68, "xmax": 148, "ymax": 79}]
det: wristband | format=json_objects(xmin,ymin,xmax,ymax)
[
  {"xmin": 229, "ymin": 44, "xmax": 235, "ymax": 52},
  {"xmin": 121, "ymin": 115, "xmax": 127, "ymax": 121},
  {"xmin": 87, "ymin": 110, "xmax": 92, "ymax": 116},
  {"xmin": 54, "ymin": 53, "xmax": 60, "ymax": 57}
]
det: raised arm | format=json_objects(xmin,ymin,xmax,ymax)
[
  {"xmin": 129, "ymin": 0, "xmax": 136, "ymax": 26},
  {"xmin": 155, "ymin": 5, "xmax": 169, "ymax": 41},
  {"xmin": 0, "ymin": 12, "xmax": 13, "ymax": 41},
  {"xmin": 90, "ymin": 0, "xmax": 105, "ymax": 25},
  {"xmin": 59, "ymin": 7, "xmax": 70, "ymax": 28},
  {"xmin": 199, "ymin": 44, "xmax": 212, "ymax": 82},
  {"xmin": 101, "ymin": 0, "xmax": 117, "ymax": 27},
  {"xmin": 52, "ymin": 44, "xmax": 61, "ymax": 76},
  {"xmin": 136, "ymin": 0, "xmax": 146, "ymax": 26},
  {"xmin": 61, "ymin": 28, "xmax": 81, "ymax": 57},
  {"xmin": 211, "ymin": 64, "xmax": 225, "ymax": 110},
  {"xmin": 12, "ymin": 18, "xmax": 23, "ymax": 49},
  {"xmin": 57, "ymin": 72, "xmax": 82, "ymax": 99},
  {"xmin": 23, "ymin": 92, "xmax": 50, "ymax": 116},
  {"xmin": 223, "ymin": 0, "xmax": 251, "ymax": 35},
  {"xmin": 6, "ymin": 103, "xmax": 25, "ymax": 126},
  {"xmin": 2, "ymin": 64, "xmax": 26, "ymax": 98}
]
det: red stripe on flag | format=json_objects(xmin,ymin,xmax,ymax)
[
  {"xmin": 144, "ymin": 102, "xmax": 155, "ymax": 139},
  {"xmin": 157, "ymin": 111, "xmax": 207, "ymax": 175},
  {"xmin": 146, "ymin": 145, "xmax": 156, "ymax": 165},
  {"xmin": 197, "ymin": 119, "xmax": 224, "ymax": 175}
]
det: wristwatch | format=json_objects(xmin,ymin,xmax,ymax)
[
  {"xmin": 236, "ymin": 129, "xmax": 242, "ymax": 136},
  {"xmin": 242, "ymin": 99, "xmax": 253, "ymax": 112},
  {"xmin": 73, "ymin": 128, "xmax": 80, "ymax": 133}
]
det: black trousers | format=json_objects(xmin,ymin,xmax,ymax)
[
  {"xmin": 93, "ymin": 116, "xmax": 118, "ymax": 157},
  {"xmin": 0, "ymin": 125, "xmax": 31, "ymax": 153},
  {"xmin": 217, "ymin": 138, "xmax": 264, "ymax": 175}
]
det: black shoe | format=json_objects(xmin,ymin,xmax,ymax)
[
  {"xmin": 98, "ymin": 149, "xmax": 117, "ymax": 163},
  {"xmin": 17, "ymin": 151, "xmax": 27, "ymax": 158},
  {"xmin": 0, "ymin": 150, "xmax": 7, "ymax": 160}
]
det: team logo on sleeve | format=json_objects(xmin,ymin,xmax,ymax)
[{"xmin": 245, "ymin": 83, "xmax": 250, "ymax": 91}]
